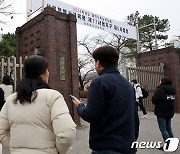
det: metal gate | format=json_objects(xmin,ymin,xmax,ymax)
[
  {"xmin": 0, "ymin": 56, "xmax": 23, "ymax": 91},
  {"xmin": 126, "ymin": 66, "xmax": 164, "ymax": 111}
]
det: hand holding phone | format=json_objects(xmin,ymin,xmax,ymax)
[
  {"xmin": 69, "ymin": 95, "xmax": 78, "ymax": 100},
  {"xmin": 70, "ymin": 95, "xmax": 82, "ymax": 106}
]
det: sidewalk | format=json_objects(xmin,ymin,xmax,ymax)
[{"xmin": 67, "ymin": 112, "xmax": 180, "ymax": 154}]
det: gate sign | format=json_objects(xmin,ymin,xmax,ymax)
[{"xmin": 30, "ymin": 0, "xmax": 137, "ymax": 40}]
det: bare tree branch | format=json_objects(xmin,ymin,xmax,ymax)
[
  {"xmin": 0, "ymin": 0, "xmax": 14, "ymax": 23},
  {"xmin": 77, "ymin": 33, "xmax": 137, "ymax": 88},
  {"xmin": 82, "ymin": 69, "xmax": 95, "ymax": 82}
]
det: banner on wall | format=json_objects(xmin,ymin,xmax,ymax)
[{"xmin": 29, "ymin": 0, "xmax": 137, "ymax": 40}]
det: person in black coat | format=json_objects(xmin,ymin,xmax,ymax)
[
  {"xmin": 152, "ymin": 77, "xmax": 176, "ymax": 142},
  {"xmin": 0, "ymin": 87, "xmax": 5, "ymax": 110}
]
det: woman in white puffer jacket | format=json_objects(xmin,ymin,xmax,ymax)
[{"xmin": 0, "ymin": 55, "xmax": 76, "ymax": 154}]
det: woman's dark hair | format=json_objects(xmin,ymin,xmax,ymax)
[
  {"xmin": 131, "ymin": 79, "xmax": 138, "ymax": 84},
  {"xmin": 2, "ymin": 75, "xmax": 11, "ymax": 85},
  {"xmin": 160, "ymin": 77, "xmax": 172, "ymax": 85},
  {"xmin": 92, "ymin": 45, "xmax": 119, "ymax": 67},
  {"xmin": 15, "ymin": 55, "xmax": 49, "ymax": 104}
]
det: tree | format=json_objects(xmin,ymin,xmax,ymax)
[
  {"xmin": 127, "ymin": 11, "xmax": 170, "ymax": 51},
  {"xmin": 0, "ymin": 33, "xmax": 16, "ymax": 57},
  {"xmin": 94, "ymin": 33, "xmax": 136, "ymax": 63},
  {"xmin": 77, "ymin": 12, "xmax": 171, "ymax": 85},
  {"xmin": 92, "ymin": 33, "xmax": 136, "ymax": 73},
  {"xmin": 77, "ymin": 33, "xmax": 135, "ymax": 84},
  {"xmin": 77, "ymin": 35, "xmax": 97, "ymax": 90},
  {"xmin": 0, "ymin": 0, "xmax": 13, "ymax": 24},
  {"xmin": 78, "ymin": 56, "xmax": 95, "ymax": 90}
]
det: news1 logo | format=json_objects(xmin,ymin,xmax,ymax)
[{"xmin": 163, "ymin": 138, "xmax": 179, "ymax": 152}]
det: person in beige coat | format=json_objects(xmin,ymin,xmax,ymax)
[
  {"xmin": 0, "ymin": 75, "xmax": 13, "ymax": 154},
  {"xmin": 0, "ymin": 75, "xmax": 13, "ymax": 101},
  {"xmin": 0, "ymin": 55, "xmax": 76, "ymax": 154}
]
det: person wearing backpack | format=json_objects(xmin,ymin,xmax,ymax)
[
  {"xmin": 152, "ymin": 77, "xmax": 176, "ymax": 150},
  {"xmin": 131, "ymin": 79, "xmax": 148, "ymax": 119}
]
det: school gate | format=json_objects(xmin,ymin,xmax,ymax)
[
  {"xmin": 126, "ymin": 66, "xmax": 164, "ymax": 111},
  {"xmin": 16, "ymin": 7, "xmax": 80, "ymax": 124},
  {"xmin": 135, "ymin": 47, "xmax": 180, "ymax": 113},
  {"xmin": 0, "ymin": 56, "xmax": 23, "ymax": 90}
]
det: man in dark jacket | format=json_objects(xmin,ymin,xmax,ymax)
[
  {"xmin": 72, "ymin": 45, "xmax": 139, "ymax": 154},
  {"xmin": 152, "ymin": 77, "xmax": 176, "ymax": 150}
]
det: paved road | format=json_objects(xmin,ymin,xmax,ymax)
[
  {"xmin": 67, "ymin": 112, "xmax": 180, "ymax": 154},
  {"xmin": 1, "ymin": 112, "xmax": 179, "ymax": 154}
]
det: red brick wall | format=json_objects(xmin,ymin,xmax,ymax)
[
  {"xmin": 136, "ymin": 47, "xmax": 180, "ymax": 113},
  {"xmin": 16, "ymin": 7, "xmax": 80, "ymax": 124}
]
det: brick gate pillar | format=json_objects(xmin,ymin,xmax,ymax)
[
  {"xmin": 136, "ymin": 47, "xmax": 180, "ymax": 113},
  {"xmin": 16, "ymin": 7, "xmax": 80, "ymax": 124}
]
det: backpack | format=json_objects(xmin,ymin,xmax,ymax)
[{"xmin": 136, "ymin": 85, "xmax": 149, "ymax": 98}]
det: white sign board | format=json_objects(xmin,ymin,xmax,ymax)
[{"xmin": 29, "ymin": 0, "xmax": 137, "ymax": 40}]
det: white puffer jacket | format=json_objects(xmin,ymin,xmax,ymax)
[
  {"xmin": 0, "ymin": 89, "xmax": 76, "ymax": 154},
  {"xmin": 0, "ymin": 84, "xmax": 13, "ymax": 100}
]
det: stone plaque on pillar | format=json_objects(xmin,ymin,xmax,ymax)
[{"xmin": 59, "ymin": 56, "xmax": 65, "ymax": 80}]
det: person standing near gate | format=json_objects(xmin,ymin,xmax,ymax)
[
  {"xmin": 0, "ymin": 87, "xmax": 5, "ymax": 110},
  {"xmin": 152, "ymin": 77, "xmax": 176, "ymax": 150},
  {"xmin": 72, "ymin": 45, "xmax": 139, "ymax": 154},
  {"xmin": 0, "ymin": 75, "xmax": 13, "ymax": 101},
  {"xmin": 0, "ymin": 75, "xmax": 13, "ymax": 154},
  {"xmin": 131, "ymin": 79, "xmax": 147, "ymax": 119},
  {"xmin": 0, "ymin": 55, "xmax": 76, "ymax": 154}
]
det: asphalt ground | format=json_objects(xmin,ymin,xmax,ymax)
[
  {"xmin": 67, "ymin": 111, "xmax": 180, "ymax": 154},
  {"xmin": 1, "ymin": 112, "xmax": 179, "ymax": 154}
]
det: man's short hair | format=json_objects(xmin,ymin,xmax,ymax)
[
  {"xmin": 131, "ymin": 79, "xmax": 137, "ymax": 84},
  {"xmin": 92, "ymin": 45, "xmax": 119, "ymax": 67}
]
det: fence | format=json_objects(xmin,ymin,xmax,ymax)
[
  {"xmin": 0, "ymin": 56, "xmax": 23, "ymax": 91},
  {"xmin": 126, "ymin": 66, "xmax": 164, "ymax": 111}
]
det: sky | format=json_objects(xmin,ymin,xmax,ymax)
[{"xmin": 1, "ymin": 0, "xmax": 180, "ymax": 41}]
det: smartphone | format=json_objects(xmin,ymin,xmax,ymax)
[{"xmin": 69, "ymin": 95, "xmax": 78, "ymax": 100}]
